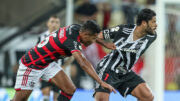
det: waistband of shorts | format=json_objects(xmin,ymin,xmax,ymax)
[{"xmin": 116, "ymin": 66, "xmax": 131, "ymax": 74}]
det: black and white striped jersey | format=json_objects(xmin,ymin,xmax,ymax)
[
  {"xmin": 97, "ymin": 24, "xmax": 157, "ymax": 73},
  {"xmin": 37, "ymin": 31, "xmax": 50, "ymax": 44}
]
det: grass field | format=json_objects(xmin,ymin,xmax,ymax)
[
  {"xmin": 1, "ymin": 88, "xmax": 180, "ymax": 101},
  {"xmin": 6, "ymin": 88, "xmax": 15, "ymax": 99}
]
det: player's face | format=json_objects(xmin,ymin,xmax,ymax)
[
  {"xmin": 145, "ymin": 16, "xmax": 157, "ymax": 34},
  {"xmin": 47, "ymin": 17, "xmax": 60, "ymax": 33},
  {"xmin": 80, "ymin": 31, "xmax": 98, "ymax": 46}
]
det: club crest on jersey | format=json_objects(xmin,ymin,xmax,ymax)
[
  {"xmin": 29, "ymin": 81, "xmax": 35, "ymax": 87},
  {"xmin": 104, "ymin": 29, "xmax": 109, "ymax": 34}
]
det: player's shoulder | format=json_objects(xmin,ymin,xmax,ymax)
[
  {"xmin": 109, "ymin": 24, "xmax": 135, "ymax": 32},
  {"xmin": 146, "ymin": 33, "xmax": 157, "ymax": 40},
  {"xmin": 66, "ymin": 24, "xmax": 81, "ymax": 37},
  {"xmin": 68, "ymin": 24, "xmax": 81, "ymax": 31},
  {"xmin": 120, "ymin": 24, "xmax": 135, "ymax": 29}
]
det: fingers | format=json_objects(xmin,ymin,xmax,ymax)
[
  {"xmin": 112, "ymin": 45, "xmax": 116, "ymax": 50},
  {"xmin": 112, "ymin": 87, "xmax": 117, "ymax": 93},
  {"xmin": 102, "ymin": 82, "xmax": 116, "ymax": 94},
  {"xmin": 113, "ymin": 44, "xmax": 116, "ymax": 49},
  {"xmin": 108, "ymin": 86, "xmax": 116, "ymax": 94},
  {"xmin": 110, "ymin": 43, "xmax": 116, "ymax": 50},
  {"xmin": 107, "ymin": 44, "xmax": 116, "ymax": 50}
]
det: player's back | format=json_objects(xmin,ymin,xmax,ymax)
[{"xmin": 21, "ymin": 24, "xmax": 82, "ymax": 70}]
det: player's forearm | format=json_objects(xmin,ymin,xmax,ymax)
[
  {"xmin": 96, "ymin": 38, "xmax": 106, "ymax": 47},
  {"xmin": 72, "ymin": 52, "xmax": 103, "ymax": 85},
  {"xmin": 79, "ymin": 59, "xmax": 103, "ymax": 85},
  {"xmin": 62, "ymin": 57, "xmax": 74, "ymax": 68},
  {"xmin": 96, "ymin": 31, "xmax": 105, "ymax": 46}
]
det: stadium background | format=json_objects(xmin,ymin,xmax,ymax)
[{"xmin": 0, "ymin": 0, "xmax": 180, "ymax": 101}]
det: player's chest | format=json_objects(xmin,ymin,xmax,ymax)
[{"xmin": 115, "ymin": 38, "xmax": 148, "ymax": 54}]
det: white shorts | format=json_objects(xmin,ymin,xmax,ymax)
[{"xmin": 14, "ymin": 62, "xmax": 62, "ymax": 91}]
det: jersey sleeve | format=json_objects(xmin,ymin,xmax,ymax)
[
  {"xmin": 103, "ymin": 25, "xmax": 122, "ymax": 40},
  {"xmin": 64, "ymin": 39, "xmax": 82, "ymax": 54}
]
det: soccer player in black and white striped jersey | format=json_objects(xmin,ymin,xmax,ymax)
[{"xmin": 94, "ymin": 8, "xmax": 157, "ymax": 101}]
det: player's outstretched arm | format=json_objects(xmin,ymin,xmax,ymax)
[
  {"xmin": 72, "ymin": 51, "xmax": 116, "ymax": 93},
  {"xmin": 96, "ymin": 32, "xmax": 116, "ymax": 50},
  {"xmin": 61, "ymin": 56, "xmax": 74, "ymax": 69}
]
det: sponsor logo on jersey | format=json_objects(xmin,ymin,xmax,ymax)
[{"xmin": 120, "ymin": 48, "xmax": 138, "ymax": 53}]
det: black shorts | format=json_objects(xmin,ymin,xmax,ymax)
[
  {"xmin": 41, "ymin": 80, "xmax": 60, "ymax": 93},
  {"xmin": 94, "ymin": 70, "xmax": 145, "ymax": 97}
]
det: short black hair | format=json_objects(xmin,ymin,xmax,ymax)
[
  {"xmin": 80, "ymin": 20, "xmax": 101, "ymax": 34},
  {"xmin": 136, "ymin": 8, "xmax": 156, "ymax": 25},
  {"xmin": 49, "ymin": 15, "xmax": 59, "ymax": 19}
]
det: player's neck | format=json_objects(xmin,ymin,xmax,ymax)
[
  {"xmin": 49, "ymin": 30, "xmax": 53, "ymax": 33},
  {"xmin": 133, "ymin": 26, "xmax": 146, "ymax": 41}
]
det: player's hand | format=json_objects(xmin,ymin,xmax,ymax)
[
  {"xmin": 104, "ymin": 42, "xmax": 116, "ymax": 50},
  {"xmin": 100, "ymin": 82, "xmax": 117, "ymax": 93}
]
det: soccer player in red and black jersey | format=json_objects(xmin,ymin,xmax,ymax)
[{"xmin": 12, "ymin": 20, "xmax": 116, "ymax": 101}]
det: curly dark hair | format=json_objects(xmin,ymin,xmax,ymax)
[{"xmin": 136, "ymin": 8, "xmax": 156, "ymax": 25}]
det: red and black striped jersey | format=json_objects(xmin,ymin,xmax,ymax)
[{"xmin": 21, "ymin": 24, "xmax": 82, "ymax": 70}]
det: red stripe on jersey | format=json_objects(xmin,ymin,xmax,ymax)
[
  {"xmin": 48, "ymin": 78, "xmax": 52, "ymax": 83},
  {"xmin": 58, "ymin": 27, "xmax": 67, "ymax": 44},
  {"xmin": 77, "ymin": 35, "xmax": 81, "ymax": 42},
  {"xmin": 21, "ymin": 55, "xmax": 27, "ymax": 65},
  {"xmin": 23, "ymin": 51, "xmax": 62, "ymax": 67},
  {"xmin": 71, "ymin": 50, "xmax": 80, "ymax": 53},
  {"xmin": 58, "ymin": 28, "xmax": 62, "ymax": 35},
  {"xmin": 21, "ymin": 57, "xmax": 48, "ymax": 69},
  {"xmin": 42, "ymin": 46, "xmax": 56, "ymax": 60},
  {"xmin": 28, "ymin": 51, "xmax": 35, "ymax": 65},
  {"xmin": 33, "ymin": 63, "xmax": 49, "ymax": 68},
  {"xmin": 49, "ymin": 36, "xmax": 66, "ymax": 55},
  {"xmin": 26, "ymin": 51, "xmax": 47, "ymax": 68},
  {"xmin": 34, "ymin": 46, "xmax": 46, "ymax": 64}
]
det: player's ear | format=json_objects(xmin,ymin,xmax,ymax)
[{"xmin": 142, "ymin": 21, "xmax": 147, "ymax": 26}]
